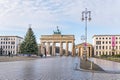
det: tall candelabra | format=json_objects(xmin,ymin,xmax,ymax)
[{"xmin": 82, "ymin": 8, "xmax": 91, "ymax": 61}]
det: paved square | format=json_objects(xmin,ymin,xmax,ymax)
[{"xmin": 0, "ymin": 56, "xmax": 120, "ymax": 80}]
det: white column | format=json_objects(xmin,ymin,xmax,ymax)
[
  {"xmin": 87, "ymin": 47, "xmax": 89, "ymax": 57},
  {"xmin": 41, "ymin": 42, "xmax": 43, "ymax": 54},
  {"xmin": 90, "ymin": 47, "xmax": 92, "ymax": 57},
  {"xmin": 47, "ymin": 42, "xmax": 50, "ymax": 55},
  {"xmin": 41, "ymin": 42, "xmax": 45, "ymax": 54},
  {"xmin": 60, "ymin": 42, "xmax": 63, "ymax": 56},
  {"xmin": 81, "ymin": 47, "xmax": 83, "ymax": 57},
  {"xmin": 78, "ymin": 47, "xmax": 80, "ymax": 56},
  {"xmin": 52, "ymin": 42, "xmax": 55, "ymax": 56},
  {"xmin": 66, "ymin": 42, "xmax": 68, "ymax": 56}
]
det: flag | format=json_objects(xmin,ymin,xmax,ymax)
[{"xmin": 112, "ymin": 36, "xmax": 116, "ymax": 47}]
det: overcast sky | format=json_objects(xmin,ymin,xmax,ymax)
[{"xmin": 0, "ymin": 0, "xmax": 120, "ymax": 44}]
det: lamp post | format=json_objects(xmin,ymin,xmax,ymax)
[{"xmin": 82, "ymin": 8, "xmax": 91, "ymax": 61}]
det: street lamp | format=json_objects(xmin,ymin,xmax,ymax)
[{"xmin": 82, "ymin": 8, "xmax": 91, "ymax": 61}]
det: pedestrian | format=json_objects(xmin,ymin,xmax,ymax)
[
  {"xmin": 8, "ymin": 52, "xmax": 11, "ymax": 57},
  {"xmin": 44, "ymin": 48, "xmax": 47, "ymax": 58},
  {"xmin": 40, "ymin": 54, "xmax": 43, "ymax": 58}
]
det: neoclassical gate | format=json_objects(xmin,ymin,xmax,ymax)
[
  {"xmin": 40, "ymin": 27, "xmax": 75, "ymax": 56},
  {"xmin": 40, "ymin": 34, "xmax": 75, "ymax": 56}
]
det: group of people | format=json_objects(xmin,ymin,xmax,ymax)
[{"xmin": 0, "ymin": 51, "xmax": 13, "ymax": 57}]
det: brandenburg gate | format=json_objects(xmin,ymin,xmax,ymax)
[{"xmin": 40, "ymin": 27, "xmax": 75, "ymax": 56}]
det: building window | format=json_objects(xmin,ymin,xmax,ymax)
[
  {"xmin": 96, "ymin": 41, "xmax": 101, "ymax": 45},
  {"xmin": 11, "ymin": 41, "xmax": 15, "ymax": 44},
  {"xmin": 96, "ymin": 38, "xmax": 98, "ymax": 39},
  {"xmin": 102, "ymin": 41, "xmax": 104, "ymax": 44},
  {"xmin": 109, "ymin": 41, "xmax": 111, "ymax": 44},
  {"xmin": 96, "ymin": 51, "xmax": 98, "ymax": 55},
  {"xmin": 99, "ymin": 38, "xmax": 101, "ymax": 39},
  {"xmin": 109, "ymin": 37, "xmax": 111, "ymax": 39},
  {"xmin": 106, "ymin": 41, "xmax": 108, "ymax": 44},
  {"xmin": 116, "ymin": 41, "xmax": 118, "ymax": 44},
  {"xmin": 106, "ymin": 38, "xmax": 108, "ymax": 39},
  {"xmin": 99, "ymin": 46, "xmax": 101, "ymax": 49},
  {"xmin": 99, "ymin": 51, "xmax": 101, "ymax": 55},
  {"xmin": 103, "ymin": 38, "xmax": 104, "ymax": 39},
  {"xmin": 96, "ymin": 46, "xmax": 98, "ymax": 49}
]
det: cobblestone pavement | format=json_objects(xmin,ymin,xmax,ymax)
[{"xmin": 0, "ymin": 56, "xmax": 120, "ymax": 80}]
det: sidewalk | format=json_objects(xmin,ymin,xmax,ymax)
[{"xmin": 90, "ymin": 58, "xmax": 120, "ymax": 73}]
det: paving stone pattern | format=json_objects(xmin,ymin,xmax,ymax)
[{"xmin": 0, "ymin": 56, "xmax": 120, "ymax": 80}]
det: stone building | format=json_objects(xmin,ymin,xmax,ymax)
[
  {"xmin": 93, "ymin": 35, "xmax": 120, "ymax": 56},
  {"xmin": 40, "ymin": 27, "xmax": 75, "ymax": 56},
  {"xmin": 0, "ymin": 36, "xmax": 23, "ymax": 55}
]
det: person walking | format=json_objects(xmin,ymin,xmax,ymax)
[
  {"xmin": 8, "ymin": 51, "xmax": 11, "ymax": 57},
  {"xmin": 44, "ymin": 48, "xmax": 47, "ymax": 58}
]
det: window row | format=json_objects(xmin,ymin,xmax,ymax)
[
  {"xmin": 0, "ymin": 38, "xmax": 15, "ymax": 40},
  {"xmin": 96, "ymin": 37, "xmax": 120, "ymax": 40},
  {"xmin": 0, "ymin": 41, "xmax": 15, "ymax": 44},
  {"xmin": 95, "ymin": 51, "xmax": 120, "ymax": 56},
  {"xmin": 96, "ymin": 46, "xmax": 120, "ymax": 50},
  {"xmin": 2, "ymin": 50, "xmax": 15, "ymax": 54},
  {"xmin": 1, "ymin": 46, "xmax": 15, "ymax": 49},
  {"xmin": 96, "ymin": 41, "xmax": 120, "ymax": 45}
]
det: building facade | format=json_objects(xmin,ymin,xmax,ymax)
[
  {"xmin": 93, "ymin": 35, "xmax": 120, "ymax": 56},
  {"xmin": 40, "ymin": 27, "xmax": 75, "ymax": 56},
  {"xmin": 76, "ymin": 43, "xmax": 93, "ymax": 57},
  {"xmin": 0, "ymin": 36, "xmax": 23, "ymax": 55},
  {"xmin": 40, "ymin": 34, "xmax": 75, "ymax": 56}
]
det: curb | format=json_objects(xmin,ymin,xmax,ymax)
[{"xmin": 75, "ymin": 68, "xmax": 120, "ymax": 74}]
